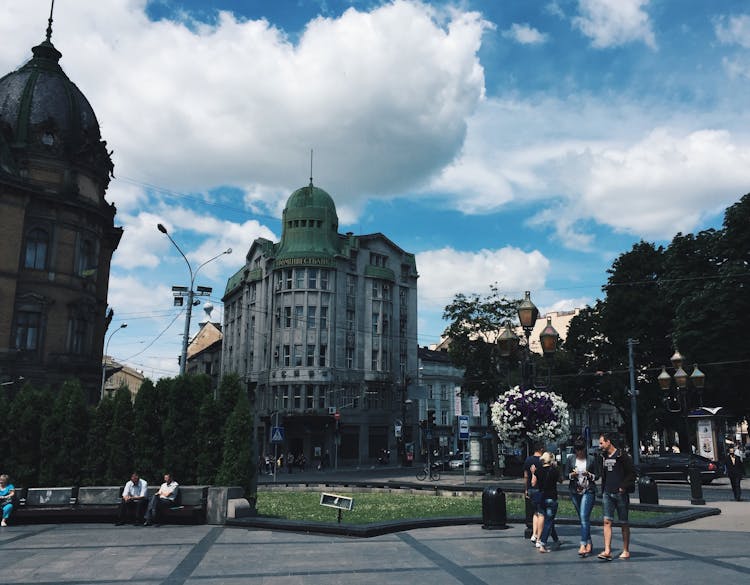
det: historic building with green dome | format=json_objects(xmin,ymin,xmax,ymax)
[
  {"xmin": 222, "ymin": 181, "xmax": 419, "ymax": 465},
  {"xmin": 0, "ymin": 15, "xmax": 122, "ymax": 400}
]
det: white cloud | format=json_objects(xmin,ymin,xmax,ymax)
[
  {"xmin": 416, "ymin": 246, "xmax": 550, "ymax": 311},
  {"xmin": 715, "ymin": 14, "xmax": 750, "ymax": 48},
  {"xmin": 503, "ymin": 23, "xmax": 548, "ymax": 45},
  {"xmin": 573, "ymin": 0, "xmax": 656, "ymax": 49},
  {"xmin": 0, "ymin": 1, "xmax": 489, "ymax": 207},
  {"xmin": 430, "ymin": 96, "xmax": 750, "ymax": 246},
  {"xmin": 722, "ymin": 56, "xmax": 750, "ymax": 80}
]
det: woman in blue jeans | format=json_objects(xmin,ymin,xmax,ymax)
[
  {"xmin": 530, "ymin": 452, "xmax": 559, "ymax": 553},
  {"xmin": 564, "ymin": 440, "xmax": 600, "ymax": 557}
]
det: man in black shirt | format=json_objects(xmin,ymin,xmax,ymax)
[{"xmin": 597, "ymin": 433, "xmax": 635, "ymax": 560}]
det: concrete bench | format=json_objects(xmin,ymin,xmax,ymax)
[{"xmin": 13, "ymin": 487, "xmax": 77, "ymax": 522}]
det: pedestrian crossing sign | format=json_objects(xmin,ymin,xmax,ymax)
[{"xmin": 271, "ymin": 426, "xmax": 285, "ymax": 443}]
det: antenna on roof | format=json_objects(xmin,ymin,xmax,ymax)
[
  {"xmin": 45, "ymin": 0, "xmax": 55, "ymax": 42},
  {"xmin": 309, "ymin": 149, "xmax": 314, "ymax": 186}
]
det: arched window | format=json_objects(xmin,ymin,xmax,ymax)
[
  {"xmin": 77, "ymin": 238, "xmax": 96, "ymax": 276},
  {"xmin": 24, "ymin": 228, "xmax": 48, "ymax": 269}
]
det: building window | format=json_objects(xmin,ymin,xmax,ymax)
[
  {"xmin": 305, "ymin": 385, "xmax": 314, "ymax": 409},
  {"xmin": 308, "ymin": 269, "xmax": 318, "ymax": 289},
  {"xmin": 372, "ymin": 280, "xmax": 379, "ymax": 298},
  {"xmin": 347, "ymin": 274, "xmax": 357, "ymax": 296},
  {"xmin": 319, "ymin": 344, "xmax": 327, "ymax": 367},
  {"xmin": 346, "ymin": 347, "xmax": 354, "ymax": 369},
  {"xmin": 347, "ymin": 309, "xmax": 355, "ymax": 331},
  {"xmin": 371, "ymin": 349, "xmax": 379, "ymax": 371},
  {"xmin": 320, "ymin": 306, "xmax": 328, "ymax": 329},
  {"xmin": 24, "ymin": 228, "xmax": 48, "ymax": 270},
  {"xmin": 282, "ymin": 385, "xmax": 290, "ymax": 409},
  {"xmin": 284, "ymin": 307, "xmax": 292, "ymax": 328},
  {"xmin": 320, "ymin": 270, "xmax": 329, "ymax": 290},
  {"xmin": 294, "ymin": 385, "xmax": 302, "ymax": 409},
  {"xmin": 69, "ymin": 318, "xmax": 88, "ymax": 354},
  {"xmin": 14, "ymin": 311, "xmax": 41, "ymax": 350},
  {"xmin": 283, "ymin": 345, "xmax": 291, "ymax": 367},
  {"xmin": 369, "ymin": 252, "xmax": 387, "ymax": 267},
  {"xmin": 401, "ymin": 264, "xmax": 410, "ymax": 279},
  {"xmin": 77, "ymin": 238, "xmax": 96, "ymax": 276},
  {"xmin": 306, "ymin": 344, "xmax": 315, "ymax": 367},
  {"xmin": 317, "ymin": 386, "xmax": 325, "ymax": 409},
  {"xmin": 293, "ymin": 344, "xmax": 302, "ymax": 367},
  {"xmin": 285, "ymin": 269, "xmax": 293, "ymax": 289},
  {"xmin": 307, "ymin": 306, "xmax": 316, "ymax": 328},
  {"xmin": 294, "ymin": 306, "xmax": 304, "ymax": 328},
  {"xmin": 372, "ymin": 312, "xmax": 379, "ymax": 335},
  {"xmin": 249, "ymin": 283, "xmax": 257, "ymax": 301},
  {"xmin": 295, "ymin": 269, "xmax": 304, "ymax": 288}
]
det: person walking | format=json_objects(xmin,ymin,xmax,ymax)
[
  {"xmin": 530, "ymin": 452, "xmax": 559, "ymax": 553},
  {"xmin": 523, "ymin": 443, "xmax": 544, "ymax": 545},
  {"xmin": 564, "ymin": 440, "xmax": 599, "ymax": 557},
  {"xmin": 597, "ymin": 433, "xmax": 635, "ymax": 561},
  {"xmin": 725, "ymin": 446, "xmax": 744, "ymax": 501}
]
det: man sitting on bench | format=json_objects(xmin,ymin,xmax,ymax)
[
  {"xmin": 143, "ymin": 473, "xmax": 179, "ymax": 526},
  {"xmin": 116, "ymin": 472, "xmax": 148, "ymax": 526}
]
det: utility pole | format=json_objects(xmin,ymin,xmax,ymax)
[{"xmin": 628, "ymin": 338, "xmax": 640, "ymax": 466}]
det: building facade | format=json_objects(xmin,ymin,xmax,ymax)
[
  {"xmin": 221, "ymin": 182, "xmax": 418, "ymax": 466},
  {"xmin": 0, "ymin": 22, "xmax": 122, "ymax": 401}
]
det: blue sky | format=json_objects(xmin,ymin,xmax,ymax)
[{"xmin": 3, "ymin": 1, "xmax": 749, "ymax": 379}]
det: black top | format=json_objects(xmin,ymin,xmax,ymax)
[
  {"xmin": 601, "ymin": 449, "xmax": 636, "ymax": 493},
  {"xmin": 535, "ymin": 465, "xmax": 559, "ymax": 499},
  {"xmin": 523, "ymin": 455, "xmax": 541, "ymax": 489}
]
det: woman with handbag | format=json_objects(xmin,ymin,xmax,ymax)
[
  {"xmin": 530, "ymin": 452, "xmax": 559, "ymax": 553},
  {"xmin": 564, "ymin": 440, "xmax": 600, "ymax": 557}
]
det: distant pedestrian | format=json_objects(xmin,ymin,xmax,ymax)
[
  {"xmin": 724, "ymin": 446, "xmax": 744, "ymax": 501},
  {"xmin": 597, "ymin": 433, "xmax": 635, "ymax": 561},
  {"xmin": 287, "ymin": 452, "xmax": 294, "ymax": 474},
  {"xmin": 0, "ymin": 474, "xmax": 15, "ymax": 527}
]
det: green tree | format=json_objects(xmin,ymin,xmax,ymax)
[
  {"xmin": 84, "ymin": 396, "xmax": 115, "ymax": 484},
  {"xmin": 8, "ymin": 383, "xmax": 51, "ymax": 487},
  {"xmin": 106, "ymin": 387, "xmax": 135, "ymax": 484},
  {"xmin": 195, "ymin": 392, "xmax": 222, "ymax": 484},
  {"xmin": 216, "ymin": 388, "xmax": 256, "ymax": 496},
  {"xmin": 133, "ymin": 378, "xmax": 163, "ymax": 482},
  {"xmin": 39, "ymin": 380, "xmax": 89, "ymax": 485}
]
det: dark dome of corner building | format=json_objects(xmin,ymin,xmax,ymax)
[{"xmin": 0, "ymin": 38, "xmax": 111, "ymax": 179}]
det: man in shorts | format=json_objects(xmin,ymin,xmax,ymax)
[{"xmin": 598, "ymin": 433, "xmax": 635, "ymax": 560}]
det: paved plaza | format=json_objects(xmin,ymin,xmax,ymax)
[{"xmin": 1, "ymin": 472, "xmax": 747, "ymax": 585}]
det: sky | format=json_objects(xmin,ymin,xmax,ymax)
[{"xmin": 3, "ymin": 0, "xmax": 750, "ymax": 380}]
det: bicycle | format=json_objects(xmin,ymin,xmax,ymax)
[{"xmin": 415, "ymin": 463, "xmax": 440, "ymax": 481}]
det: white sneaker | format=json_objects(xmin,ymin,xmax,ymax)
[
  {"xmin": 530, "ymin": 535, "xmax": 538, "ymax": 544},
  {"xmin": 535, "ymin": 541, "xmax": 543, "ymax": 549}
]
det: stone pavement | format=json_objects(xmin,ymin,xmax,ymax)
[{"xmin": 0, "ymin": 471, "xmax": 747, "ymax": 584}]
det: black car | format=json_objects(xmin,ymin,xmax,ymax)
[{"xmin": 635, "ymin": 453, "xmax": 724, "ymax": 484}]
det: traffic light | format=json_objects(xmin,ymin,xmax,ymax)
[{"xmin": 427, "ymin": 409, "xmax": 436, "ymax": 430}]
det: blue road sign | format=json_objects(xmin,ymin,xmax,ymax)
[
  {"xmin": 458, "ymin": 415, "xmax": 470, "ymax": 440},
  {"xmin": 271, "ymin": 426, "xmax": 285, "ymax": 443}
]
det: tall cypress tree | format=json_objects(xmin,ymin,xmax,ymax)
[
  {"xmin": 8, "ymin": 383, "xmax": 50, "ymax": 487},
  {"xmin": 133, "ymin": 378, "xmax": 163, "ymax": 483},
  {"xmin": 84, "ymin": 396, "xmax": 115, "ymax": 484},
  {"xmin": 195, "ymin": 391, "xmax": 221, "ymax": 484},
  {"xmin": 162, "ymin": 375, "xmax": 209, "ymax": 483},
  {"xmin": 106, "ymin": 387, "xmax": 135, "ymax": 484},
  {"xmin": 216, "ymin": 389, "xmax": 256, "ymax": 496}
]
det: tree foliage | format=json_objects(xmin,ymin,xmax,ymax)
[{"xmin": 216, "ymin": 388, "xmax": 256, "ymax": 496}]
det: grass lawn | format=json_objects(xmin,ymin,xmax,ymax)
[{"xmin": 256, "ymin": 491, "xmax": 666, "ymax": 525}]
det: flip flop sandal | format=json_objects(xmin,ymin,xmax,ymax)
[{"xmin": 597, "ymin": 552, "xmax": 613, "ymax": 561}]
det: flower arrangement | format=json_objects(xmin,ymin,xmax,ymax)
[{"xmin": 490, "ymin": 386, "xmax": 570, "ymax": 446}]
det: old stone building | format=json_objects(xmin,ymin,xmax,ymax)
[
  {"xmin": 222, "ymin": 182, "xmax": 418, "ymax": 466},
  {"xmin": 0, "ymin": 20, "xmax": 122, "ymax": 400}
]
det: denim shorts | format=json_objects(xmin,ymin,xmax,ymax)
[
  {"xmin": 528, "ymin": 488, "xmax": 544, "ymax": 515},
  {"xmin": 602, "ymin": 491, "xmax": 629, "ymax": 523}
]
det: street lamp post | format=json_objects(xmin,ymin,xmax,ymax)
[
  {"xmin": 657, "ymin": 348, "xmax": 707, "ymax": 504},
  {"xmin": 157, "ymin": 224, "xmax": 231, "ymax": 375},
  {"xmin": 496, "ymin": 291, "xmax": 559, "ymax": 538},
  {"xmin": 101, "ymin": 322, "xmax": 127, "ymax": 400}
]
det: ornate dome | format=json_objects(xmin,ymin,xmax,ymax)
[{"xmin": 0, "ymin": 35, "xmax": 112, "ymax": 184}]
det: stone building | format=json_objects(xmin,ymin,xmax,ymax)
[
  {"xmin": 0, "ymin": 19, "xmax": 122, "ymax": 400},
  {"xmin": 222, "ymin": 182, "xmax": 418, "ymax": 466}
]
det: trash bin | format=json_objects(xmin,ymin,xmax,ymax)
[
  {"xmin": 482, "ymin": 486, "xmax": 508, "ymax": 529},
  {"xmin": 638, "ymin": 475, "xmax": 659, "ymax": 505}
]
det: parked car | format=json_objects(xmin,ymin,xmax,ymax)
[
  {"xmin": 635, "ymin": 453, "xmax": 724, "ymax": 484},
  {"xmin": 447, "ymin": 451, "xmax": 471, "ymax": 470}
]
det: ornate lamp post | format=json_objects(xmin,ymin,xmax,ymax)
[{"xmin": 657, "ymin": 349, "xmax": 707, "ymax": 504}]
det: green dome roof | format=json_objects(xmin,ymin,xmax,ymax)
[{"xmin": 276, "ymin": 182, "xmax": 340, "ymax": 261}]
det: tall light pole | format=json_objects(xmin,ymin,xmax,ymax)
[
  {"xmin": 101, "ymin": 322, "xmax": 127, "ymax": 400},
  {"xmin": 157, "ymin": 223, "xmax": 231, "ymax": 375}
]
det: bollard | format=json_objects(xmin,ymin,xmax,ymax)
[
  {"xmin": 638, "ymin": 475, "xmax": 659, "ymax": 505},
  {"xmin": 482, "ymin": 486, "xmax": 508, "ymax": 529},
  {"xmin": 688, "ymin": 464, "xmax": 705, "ymax": 505}
]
